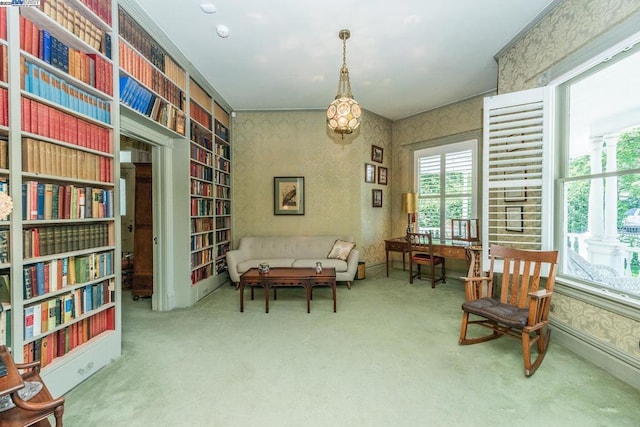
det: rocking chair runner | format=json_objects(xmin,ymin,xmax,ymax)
[
  {"xmin": 407, "ymin": 232, "xmax": 446, "ymax": 287},
  {"xmin": 458, "ymin": 244, "xmax": 558, "ymax": 376}
]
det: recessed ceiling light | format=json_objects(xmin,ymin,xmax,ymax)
[{"xmin": 200, "ymin": 3, "xmax": 216, "ymax": 14}]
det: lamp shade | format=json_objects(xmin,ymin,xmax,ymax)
[{"xmin": 401, "ymin": 192, "xmax": 417, "ymax": 214}]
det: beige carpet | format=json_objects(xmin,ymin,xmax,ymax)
[{"xmin": 61, "ymin": 269, "xmax": 640, "ymax": 426}]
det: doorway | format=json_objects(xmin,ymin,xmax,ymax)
[{"xmin": 120, "ymin": 136, "xmax": 154, "ymax": 304}]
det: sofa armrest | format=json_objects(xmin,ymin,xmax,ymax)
[
  {"xmin": 343, "ymin": 248, "xmax": 360, "ymax": 281},
  {"xmin": 226, "ymin": 249, "xmax": 245, "ymax": 284}
]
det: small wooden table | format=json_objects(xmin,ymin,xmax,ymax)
[{"xmin": 239, "ymin": 267, "xmax": 337, "ymax": 313}]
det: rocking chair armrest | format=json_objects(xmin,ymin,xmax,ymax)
[
  {"xmin": 461, "ymin": 276, "xmax": 492, "ymax": 301},
  {"xmin": 526, "ymin": 289, "xmax": 554, "ymax": 329},
  {"xmin": 15, "ymin": 360, "xmax": 42, "ymax": 374}
]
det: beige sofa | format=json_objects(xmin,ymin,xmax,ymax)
[{"xmin": 226, "ymin": 235, "xmax": 360, "ymax": 288}]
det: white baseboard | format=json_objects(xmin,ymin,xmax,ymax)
[{"xmin": 551, "ymin": 320, "xmax": 640, "ymax": 391}]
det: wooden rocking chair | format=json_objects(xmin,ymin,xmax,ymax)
[{"xmin": 458, "ymin": 245, "xmax": 558, "ymax": 376}]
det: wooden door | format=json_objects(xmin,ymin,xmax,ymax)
[{"xmin": 132, "ymin": 163, "xmax": 153, "ymax": 299}]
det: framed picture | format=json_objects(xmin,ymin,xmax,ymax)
[
  {"xmin": 274, "ymin": 176, "xmax": 305, "ymax": 215},
  {"xmin": 505, "ymin": 206, "xmax": 524, "ymax": 232},
  {"xmin": 378, "ymin": 166, "xmax": 388, "ymax": 185},
  {"xmin": 372, "ymin": 189, "xmax": 383, "ymax": 207},
  {"xmin": 371, "ymin": 145, "xmax": 384, "ymax": 163},
  {"xmin": 365, "ymin": 163, "xmax": 376, "ymax": 183}
]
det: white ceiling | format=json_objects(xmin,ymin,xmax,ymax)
[{"xmin": 132, "ymin": 0, "xmax": 556, "ymax": 121}]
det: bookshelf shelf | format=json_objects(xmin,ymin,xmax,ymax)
[{"xmin": 0, "ymin": 0, "xmax": 121, "ymax": 396}]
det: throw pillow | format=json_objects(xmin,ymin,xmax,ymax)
[{"xmin": 327, "ymin": 239, "xmax": 355, "ymax": 261}]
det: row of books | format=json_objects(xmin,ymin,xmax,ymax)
[
  {"xmin": 24, "ymin": 278, "xmax": 113, "ymax": 339},
  {"xmin": 33, "ymin": 0, "xmax": 109, "ymax": 55},
  {"xmin": 0, "ymin": 87, "xmax": 7, "ymax": 127},
  {"xmin": 190, "ymin": 180, "xmax": 213, "ymax": 197},
  {"xmin": 0, "ymin": 230, "xmax": 7, "ymax": 263},
  {"xmin": 215, "ymin": 230, "xmax": 230, "ymax": 243},
  {"xmin": 119, "ymin": 42, "xmax": 184, "ymax": 110},
  {"xmin": 191, "ymin": 145, "xmax": 213, "ymax": 166},
  {"xmin": 190, "ymin": 232, "xmax": 214, "ymax": 252},
  {"xmin": 75, "ymin": 0, "xmax": 112, "ymax": 27},
  {"xmin": 23, "ymin": 306, "xmax": 115, "ymax": 368},
  {"xmin": 119, "ymin": 75, "xmax": 186, "ymax": 136},
  {"xmin": 0, "ymin": 8, "xmax": 6, "ymax": 40},
  {"xmin": 191, "ymin": 263, "xmax": 213, "ymax": 284},
  {"xmin": 23, "ymin": 223, "xmax": 111, "ymax": 259},
  {"xmin": 218, "ymin": 157, "xmax": 230, "ymax": 173},
  {"xmin": 191, "ymin": 199, "xmax": 213, "ymax": 217},
  {"xmin": 0, "ymin": 44, "xmax": 7, "ymax": 83},
  {"xmin": 215, "ymin": 216, "xmax": 231, "ymax": 230},
  {"xmin": 22, "ymin": 99, "xmax": 111, "ymax": 153},
  {"xmin": 23, "ymin": 252, "xmax": 114, "ymax": 299},
  {"xmin": 23, "ymin": 60, "xmax": 112, "ymax": 124},
  {"xmin": 215, "ymin": 170, "xmax": 230, "ymax": 186},
  {"xmin": 191, "ymin": 122, "xmax": 213, "ymax": 151},
  {"xmin": 118, "ymin": 7, "xmax": 185, "ymax": 88},
  {"xmin": 214, "ymin": 121, "xmax": 229, "ymax": 142},
  {"xmin": 23, "ymin": 181, "xmax": 114, "ymax": 221},
  {"xmin": 191, "ymin": 248, "xmax": 213, "ymax": 268},
  {"xmin": 22, "ymin": 137, "xmax": 113, "ymax": 183},
  {"xmin": 190, "ymin": 163, "xmax": 213, "ymax": 182},
  {"xmin": 189, "ymin": 80, "xmax": 212, "ymax": 116},
  {"xmin": 191, "ymin": 217, "xmax": 214, "ymax": 233},
  {"xmin": 215, "ymin": 142, "xmax": 230, "ymax": 159},
  {"xmin": 215, "ymin": 200, "xmax": 231, "ymax": 215},
  {"xmin": 216, "ymin": 242, "xmax": 231, "ymax": 258},
  {"xmin": 190, "ymin": 100, "xmax": 212, "ymax": 130},
  {"xmin": 216, "ymin": 185, "xmax": 230, "ymax": 200}
]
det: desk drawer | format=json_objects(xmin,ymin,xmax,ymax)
[
  {"xmin": 386, "ymin": 241, "xmax": 407, "ymax": 252},
  {"xmin": 440, "ymin": 246, "xmax": 466, "ymax": 259}
]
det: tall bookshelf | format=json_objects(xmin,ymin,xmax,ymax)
[
  {"xmin": 117, "ymin": 5, "xmax": 186, "ymax": 136},
  {"xmin": 188, "ymin": 78, "xmax": 214, "ymax": 286},
  {"xmin": 213, "ymin": 103, "xmax": 231, "ymax": 276},
  {"xmin": 1, "ymin": 0, "xmax": 121, "ymax": 397},
  {"xmin": 0, "ymin": 6, "xmax": 10, "ymax": 349}
]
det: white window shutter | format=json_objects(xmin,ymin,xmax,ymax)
[{"xmin": 482, "ymin": 87, "xmax": 553, "ymax": 269}]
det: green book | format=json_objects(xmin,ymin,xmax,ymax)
[{"xmin": 0, "ymin": 275, "xmax": 9, "ymax": 304}]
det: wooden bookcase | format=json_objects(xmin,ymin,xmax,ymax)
[
  {"xmin": 117, "ymin": 5, "xmax": 186, "ymax": 136},
  {"xmin": 188, "ymin": 78, "xmax": 215, "ymax": 286},
  {"xmin": 0, "ymin": 0, "xmax": 121, "ymax": 397},
  {"xmin": 213, "ymin": 103, "xmax": 231, "ymax": 276}
]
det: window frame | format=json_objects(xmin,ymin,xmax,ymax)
[
  {"xmin": 413, "ymin": 139, "xmax": 479, "ymax": 240},
  {"xmin": 550, "ymin": 31, "xmax": 640, "ymax": 309}
]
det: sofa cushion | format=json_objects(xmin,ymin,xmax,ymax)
[
  {"xmin": 327, "ymin": 239, "xmax": 355, "ymax": 261},
  {"xmin": 292, "ymin": 258, "xmax": 348, "ymax": 272}
]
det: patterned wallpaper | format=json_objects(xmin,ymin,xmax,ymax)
[
  {"xmin": 496, "ymin": 0, "xmax": 640, "ymax": 361},
  {"xmin": 232, "ymin": 110, "xmax": 392, "ymax": 267}
]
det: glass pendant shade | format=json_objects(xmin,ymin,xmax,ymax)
[{"xmin": 327, "ymin": 29, "xmax": 361, "ymax": 136}]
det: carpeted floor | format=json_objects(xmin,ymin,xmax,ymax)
[{"xmin": 61, "ymin": 269, "xmax": 640, "ymax": 426}]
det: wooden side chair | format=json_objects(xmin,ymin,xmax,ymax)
[
  {"xmin": 459, "ymin": 244, "xmax": 558, "ymax": 376},
  {"xmin": 407, "ymin": 232, "xmax": 445, "ymax": 287}
]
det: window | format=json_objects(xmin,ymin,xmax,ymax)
[
  {"xmin": 414, "ymin": 140, "xmax": 477, "ymax": 239},
  {"xmin": 557, "ymin": 44, "xmax": 640, "ymax": 300}
]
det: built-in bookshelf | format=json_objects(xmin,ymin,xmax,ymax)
[
  {"xmin": 213, "ymin": 103, "xmax": 231, "ymax": 275},
  {"xmin": 0, "ymin": 0, "xmax": 120, "ymax": 396},
  {"xmin": 117, "ymin": 5, "xmax": 186, "ymax": 135},
  {"xmin": 189, "ymin": 78, "xmax": 215, "ymax": 285}
]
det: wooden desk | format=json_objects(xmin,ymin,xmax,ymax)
[
  {"xmin": 384, "ymin": 237, "xmax": 480, "ymax": 276},
  {"xmin": 0, "ymin": 345, "xmax": 65, "ymax": 426}
]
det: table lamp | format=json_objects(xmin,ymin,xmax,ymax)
[{"xmin": 401, "ymin": 192, "xmax": 417, "ymax": 233}]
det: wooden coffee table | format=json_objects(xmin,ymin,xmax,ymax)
[{"xmin": 239, "ymin": 267, "xmax": 337, "ymax": 313}]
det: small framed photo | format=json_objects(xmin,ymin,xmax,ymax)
[
  {"xmin": 377, "ymin": 166, "xmax": 388, "ymax": 185},
  {"xmin": 365, "ymin": 163, "xmax": 376, "ymax": 183},
  {"xmin": 371, "ymin": 145, "xmax": 384, "ymax": 163},
  {"xmin": 274, "ymin": 176, "xmax": 305, "ymax": 215},
  {"xmin": 372, "ymin": 189, "xmax": 383, "ymax": 207},
  {"xmin": 505, "ymin": 206, "xmax": 523, "ymax": 232}
]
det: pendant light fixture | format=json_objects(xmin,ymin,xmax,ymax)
[{"xmin": 326, "ymin": 29, "xmax": 361, "ymax": 137}]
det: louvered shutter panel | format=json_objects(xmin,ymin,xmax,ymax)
[{"xmin": 482, "ymin": 87, "xmax": 552, "ymax": 268}]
